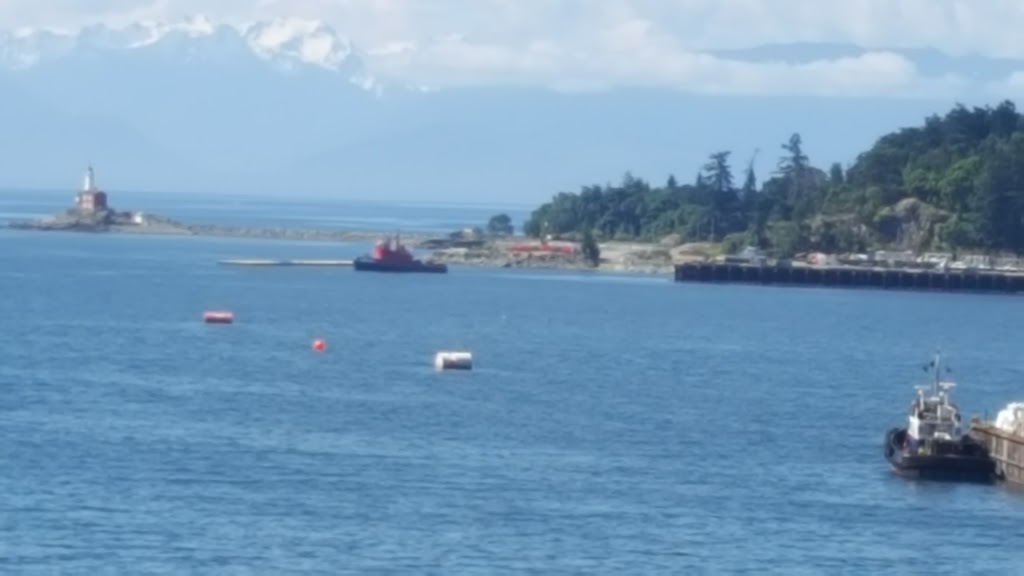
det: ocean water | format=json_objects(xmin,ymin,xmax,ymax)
[{"xmin": 2, "ymin": 192, "xmax": 1024, "ymax": 575}]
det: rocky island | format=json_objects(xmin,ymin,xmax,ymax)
[
  {"xmin": 7, "ymin": 165, "xmax": 438, "ymax": 244},
  {"xmin": 7, "ymin": 165, "xmax": 188, "ymax": 234}
]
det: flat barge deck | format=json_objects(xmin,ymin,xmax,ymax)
[
  {"xmin": 673, "ymin": 262, "xmax": 1024, "ymax": 295},
  {"xmin": 218, "ymin": 259, "xmax": 354, "ymax": 267},
  {"xmin": 969, "ymin": 420, "xmax": 1024, "ymax": 486}
]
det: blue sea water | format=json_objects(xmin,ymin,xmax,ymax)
[{"xmin": 2, "ymin": 191, "xmax": 1024, "ymax": 574}]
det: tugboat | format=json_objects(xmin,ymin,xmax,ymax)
[
  {"xmin": 353, "ymin": 233, "xmax": 448, "ymax": 274},
  {"xmin": 883, "ymin": 352, "xmax": 995, "ymax": 482}
]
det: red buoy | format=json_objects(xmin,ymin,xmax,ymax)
[
  {"xmin": 203, "ymin": 311, "xmax": 234, "ymax": 324},
  {"xmin": 312, "ymin": 339, "xmax": 326, "ymax": 352}
]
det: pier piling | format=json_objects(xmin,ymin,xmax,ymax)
[{"xmin": 673, "ymin": 262, "xmax": 1024, "ymax": 295}]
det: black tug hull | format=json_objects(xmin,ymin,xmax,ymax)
[
  {"xmin": 884, "ymin": 427, "xmax": 995, "ymax": 483},
  {"xmin": 353, "ymin": 257, "xmax": 448, "ymax": 274}
]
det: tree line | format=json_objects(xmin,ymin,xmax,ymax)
[{"xmin": 521, "ymin": 100, "xmax": 1024, "ymax": 257}]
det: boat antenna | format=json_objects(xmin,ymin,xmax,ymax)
[{"xmin": 921, "ymin": 350, "xmax": 942, "ymax": 396}]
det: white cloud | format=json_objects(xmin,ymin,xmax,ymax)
[
  {"xmin": 0, "ymin": 0, "xmax": 1019, "ymax": 96},
  {"xmin": 363, "ymin": 29, "xmax": 964, "ymax": 98}
]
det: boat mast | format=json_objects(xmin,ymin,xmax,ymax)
[{"xmin": 932, "ymin": 351, "xmax": 958, "ymax": 409}]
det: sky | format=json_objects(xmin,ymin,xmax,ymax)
[
  {"xmin": 1, "ymin": 1, "xmax": 1023, "ymax": 200},
  {"xmin": 2, "ymin": 0, "xmax": 1024, "ymax": 97}
]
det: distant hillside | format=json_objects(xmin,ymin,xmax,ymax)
[{"xmin": 524, "ymin": 100, "xmax": 1024, "ymax": 257}]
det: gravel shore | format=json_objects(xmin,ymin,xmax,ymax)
[{"xmin": 425, "ymin": 240, "xmax": 680, "ymax": 275}]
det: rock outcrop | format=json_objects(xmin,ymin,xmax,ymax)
[{"xmin": 873, "ymin": 198, "xmax": 951, "ymax": 252}]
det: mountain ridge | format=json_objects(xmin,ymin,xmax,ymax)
[{"xmin": 0, "ymin": 16, "xmax": 366, "ymax": 80}]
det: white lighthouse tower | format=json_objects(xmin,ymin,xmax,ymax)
[
  {"xmin": 83, "ymin": 165, "xmax": 97, "ymax": 193},
  {"xmin": 75, "ymin": 164, "xmax": 108, "ymax": 213}
]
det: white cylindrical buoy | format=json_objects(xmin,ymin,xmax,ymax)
[{"xmin": 434, "ymin": 351, "xmax": 473, "ymax": 371}]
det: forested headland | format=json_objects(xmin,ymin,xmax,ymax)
[{"xmin": 522, "ymin": 100, "xmax": 1024, "ymax": 258}]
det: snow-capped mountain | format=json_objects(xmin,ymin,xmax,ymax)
[
  {"xmin": 243, "ymin": 18, "xmax": 356, "ymax": 72},
  {"xmin": 0, "ymin": 16, "xmax": 386, "ymax": 197},
  {"xmin": 0, "ymin": 16, "xmax": 364, "ymax": 78}
]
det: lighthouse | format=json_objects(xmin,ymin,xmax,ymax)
[
  {"xmin": 83, "ymin": 165, "xmax": 96, "ymax": 193},
  {"xmin": 75, "ymin": 164, "xmax": 108, "ymax": 213}
]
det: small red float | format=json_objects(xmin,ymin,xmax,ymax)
[
  {"xmin": 203, "ymin": 311, "xmax": 234, "ymax": 324},
  {"xmin": 312, "ymin": 339, "xmax": 326, "ymax": 352}
]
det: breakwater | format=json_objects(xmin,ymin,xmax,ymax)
[
  {"xmin": 7, "ymin": 218, "xmax": 435, "ymax": 245},
  {"xmin": 185, "ymin": 224, "xmax": 420, "ymax": 243},
  {"xmin": 8, "ymin": 216, "xmax": 677, "ymax": 275},
  {"xmin": 674, "ymin": 262, "xmax": 1024, "ymax": 294},
  {"xmin": 219, "ymin": 259, "xmax": 353, "ymax": 267}
]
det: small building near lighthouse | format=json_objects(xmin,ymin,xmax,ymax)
[{"xmin": 75, "ymin": 165, "xmax": 108, "ymax": 213}]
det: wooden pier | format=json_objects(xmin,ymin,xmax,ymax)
[
  {"xmin": 969, "ymin": 421, "xmax": 1024, "ymax": 486},
  {"xmin": 673, "ymin": 262, "xmax": 1024, "ymax": 295},
  {"xmin": 218, "ymin": 259, "xmax": 353, "ymax": 267}
]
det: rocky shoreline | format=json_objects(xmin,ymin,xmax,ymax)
[{"xmin": 424, "ymin": 241, "xmax": 680, "ymax": 275}]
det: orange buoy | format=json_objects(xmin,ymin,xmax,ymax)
[
  {"xmin": 203, "ymin": 311, "xmax": 234, "ymax": 324},
  {"xmin": 312, "ymin": 339, "xmax": 326, "ymax": 352}
]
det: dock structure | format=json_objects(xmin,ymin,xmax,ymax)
[
  {"xmin": 218, "ymin": 259, "xmax": 354, "ymax": 267},
  {"xmin": 969, "ymin": 420, "xmax": 1024, "ymax": 486},
  {"xmin": 673, "ymin": 262, "xmax": 1024, "ymax": 295}
]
